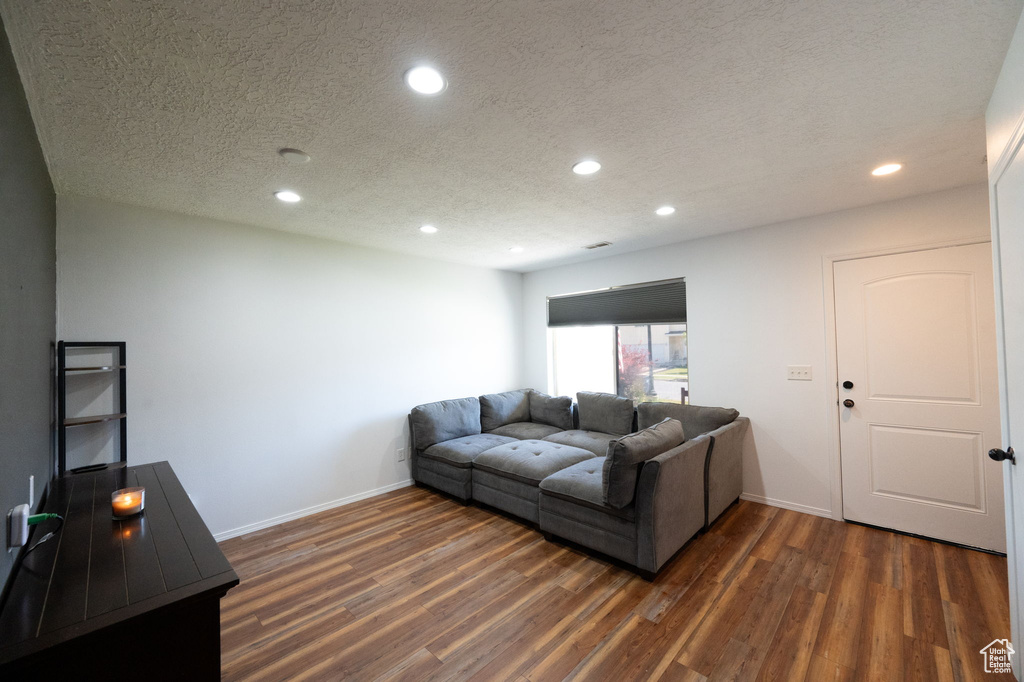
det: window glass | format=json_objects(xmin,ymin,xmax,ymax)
[
  {"xmin": 616, "ymin": 323, "xmax": 687, "ymax": 404},
  {"xmin": 550, "ymin": 325, "xmax": 615, "ymax": 398},
  {"xmin": 550, "ymin": 323, "xmax": 687, "ymax": 404}
]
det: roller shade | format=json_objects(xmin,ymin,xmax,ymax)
[{"xmin": 547, "ymin": 278, "xmax": 686, "ymax": 327}]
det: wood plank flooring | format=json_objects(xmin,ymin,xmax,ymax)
[{"xmin": 218, "ymin": 486, "xmax": 1013, "ymax": 681}]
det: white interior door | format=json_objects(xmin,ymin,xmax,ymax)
[
  {"xmin": 991, "ymin": 125, "xmax": 1024, "ymax": 677},
  {"xmin": 835, "ymin": 243, "xmax": 1004, "ymax": 551}
]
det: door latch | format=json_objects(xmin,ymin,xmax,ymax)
[{"xmin": 989, "ymin": 447, "xmax": 1016, "ymax": 465}]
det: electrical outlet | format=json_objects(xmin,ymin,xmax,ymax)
[
  {"xmin": 7, "ymin": 504, "xmax": 29, "ymax": 549},
  {"xmin": 396, "ymin": 447, "xmax": 406, "ymax": 462},
  {"xmin": 787, "ymin": 365, "xmax": 812, "ymax": 381}
]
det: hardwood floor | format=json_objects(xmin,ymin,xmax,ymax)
[{"xmin": 218, "ymin": 486, "xmax": 1013, "ymax": 681}]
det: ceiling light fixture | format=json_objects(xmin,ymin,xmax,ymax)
[
  {"xmin": 655, "ymin": 206, "xmax": 676, "ymax": 216},
  {"xmin": 420, "ymin": 224, "xmax": 438, "ymax": 234},
  {"xmin": 274, "ymin": 190, "xmax": 301, "ymax": 203},
  {"xmin": 871, "ymin": 163, "xmax": 902, "ymax": 176},
  {"xmin": 405, "ymin": 66, "xmax": 447, "ymax": 95},
  {"xmin": 572, "ymin": 160, "xmax": 601, "ymax": 175},
  {"xmin": 509, "ymin": 246, "xmax": 524, "ymax": 253}
]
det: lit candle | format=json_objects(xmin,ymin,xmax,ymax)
[{"xmin": 111, "ymin": 487, "xmax": 145, "ymax": 518}]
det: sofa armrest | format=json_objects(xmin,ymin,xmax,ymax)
[
  {"xmin": 634, "ymin": 434, "xmax": 710, "ymax": 573},
  {"xmin": 704, "ymin": 417, "xmax": 749, "ymax": 528}
]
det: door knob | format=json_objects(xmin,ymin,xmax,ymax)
[
  {"xmin": 989, "ymin": 447, "xmax": 1016, "ymax": 465},
  {"xmin": 843, "ymin": 399, "xmax": 855, "ymax": 408},
  {"xmin": 842, "ymin": 381, "xmax": 854, "ymax": 389}
]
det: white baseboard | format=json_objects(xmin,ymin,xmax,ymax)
[
  {"xmin": 213, "ymin": 479, "xmax": 414, "ymax": 542},
  {"xmin": 739, "ymin": 492, "xmax": 833, "ymax": 519}
]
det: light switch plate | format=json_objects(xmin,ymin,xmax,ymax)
[{"xmin": 787, "ymin": 365, "xmax": 812, "ymax": 381}]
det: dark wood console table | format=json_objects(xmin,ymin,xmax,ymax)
[{"xmin": 0, "ymin": 461, "xmax": 238, "ymax": 680}]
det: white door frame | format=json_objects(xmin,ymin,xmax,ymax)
[
  {"xmin": 820, "ymin": 236, "xmax": 994, "ymax": 522},
  {"xmin": 987, "ymin": 107, "xmax": 1024, "ymax": 672}
]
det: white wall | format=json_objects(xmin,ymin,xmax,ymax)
[
  {"xmin": 57, "ymin": 196, "xmax": 523, "ymax": 538},
  {"xmin": 523, "ymin": 184, "xmax": 992, "ymax": 516}
]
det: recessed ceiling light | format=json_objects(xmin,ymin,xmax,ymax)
[
  {"xmin": 278, "ymin": 148, "xmax": 310, "ymax": 164},
  {"xmin": 509, "ymin": 246, "xmax": 524, "ymax": 253},
  {"xmin": 274, "ymin": 190, "xmax": 301, "ymax": 203},
  {"xmin": 655, "ymin": 206, "xmax": 676, "ymax": 216},
  {"xmin": 420, "ymin": 224, "xmax": 438, "ymax": 234},
  {"xmin": 872, "ymin": 163, "xmax": 902, "ymax": 176},
  {"xmin": 405, "ymin": 66, "xmax": 446, "ymax": 95},
  {"xmin": 572, "ymin": 160, "xmax": 601, "ymax": 175}
]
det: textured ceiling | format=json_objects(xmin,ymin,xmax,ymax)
[{"xmin": 2, "ymin": 1, "xmax": 1021, "ymax": 272}]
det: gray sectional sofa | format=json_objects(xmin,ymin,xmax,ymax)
[{"xmin": 409, "ymin": 389, "xmax": 748, "ymax": 578}]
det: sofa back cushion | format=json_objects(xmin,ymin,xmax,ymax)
[
  {"xmin": 603, "ymin": 418, "xmax": 684, "ymax": 508},
  {"xmin": 411, "ymin": 397, "xmax": 481, "ymax": 450},
  {"xmin": 480, "ymin": 390, "xmax": 532, "ymax": 431},
  {"xmin": 577, "ymin": 391, "xmax": 634, "ymax": 436},
  {"xmin": 529, "ymin": 391, "xmax": 573, "ymax": 430},
  {"xmin": 637, "ymin": 402, "xmax": 738, "ymax": 436}
]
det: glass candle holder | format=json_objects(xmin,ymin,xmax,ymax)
[{"xmin": 111, "ymin": 487, "xmax": 145, "ymax": 518}]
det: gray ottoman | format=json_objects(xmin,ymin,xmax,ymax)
[{"xmin": 472, "ymin": 440, "xmax": 595, "ymax": 523}]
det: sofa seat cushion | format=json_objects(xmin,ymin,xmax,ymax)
[
  {"xmin": 542, "ymin": 429, "xmax": 619, "ymax": 457},
  {"xmin": 473, "ymin": 440, "xmax": 595, "ymax": 484},
  {"xmin": 422, "ymin": 433, "xmax": 517, "ymax": 468},
  {"xmin": 539, "ymin": 458, "xmax": 635, "ymax": 521},
  {"xmin": 487, "ymin": 421, "xmax": 563, "ymax": 440}
]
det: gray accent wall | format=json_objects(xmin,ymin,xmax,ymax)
[{"xmin": 0, "ymin": 16, "xmax": 56, "ymax": 591}]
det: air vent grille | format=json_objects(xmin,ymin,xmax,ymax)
[{"xmin": 583, "ymin": 241, "xmax": 612, "ymax": 250}]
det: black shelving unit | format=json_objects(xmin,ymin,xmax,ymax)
[{"xmin": 57, "ymin": 341, "xmax": 127, "ymax": 476}]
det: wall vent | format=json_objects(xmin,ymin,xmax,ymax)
[{"xmin": 583, "ymin": 241, "xmax": 612, "ymax": 250}]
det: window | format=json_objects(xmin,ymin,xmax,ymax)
[
  {"xmin": 616, "ymin": 323, "xmax": 687, "ymax": 403},
  {"xmin": 550, "ymin": 325, "xmax": 615, "ymax": 398},
  {"xmin": 548, "ymin": 279, "xmax": 688, "ymax": 404}
]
